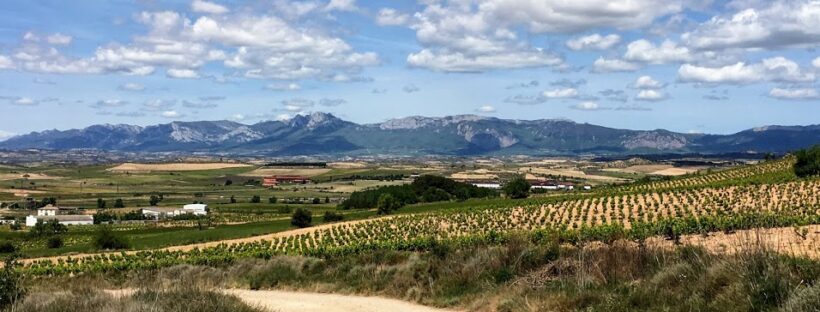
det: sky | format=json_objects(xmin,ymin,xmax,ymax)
[{"xmin": 0, "ymin": 0, "xmax": 818, "ymax": 139}]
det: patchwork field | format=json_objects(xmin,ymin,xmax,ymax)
[{"xmin": 240, "ymin": 168, "xmax": 333, "ymax": 177}]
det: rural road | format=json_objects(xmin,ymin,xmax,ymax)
[{"xmin": 225, "ymin": 289, "xmax": 458, "ymax": 312}]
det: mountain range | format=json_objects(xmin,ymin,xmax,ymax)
[{"xmin": 1, "ymin": 113, "xmax": 818, "ymax": 156}]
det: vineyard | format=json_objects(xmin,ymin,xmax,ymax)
[
  {"xmin": 21, "ymin": 175, "xmax": 820, "ymax": 276},
  {"xmin": 616, "ymin": 158, "xmax": 795, "ymax": 192}
]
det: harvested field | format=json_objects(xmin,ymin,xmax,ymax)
[
  {"xmin": 604, "ymin": 165, "xmax": 704, "ymax": 176},
  {"xmin": 328, "ymin": 162, "xmax": 368, "ymax": 169},
  {"xmin": 449, "ymin": 169, "xmax": 498, "ymax": 180},
  {"xmin": 519, "ymin": 167, "xmax": 626, "ymax": 182},
  {"xmin": 240, "ymin": 168, "xmax": 332, "ymax": 177},
  {"xmin": 108, "ymin": 162, "xmax": 250, "ymax": 172},
  {"xmin": 0, "ymin": 173, "xmax": 58, "ymax": 180}
]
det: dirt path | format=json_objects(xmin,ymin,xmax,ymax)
[{"xmin": 224, "ymin": 289, "xmax": 457, "ymax": 312}]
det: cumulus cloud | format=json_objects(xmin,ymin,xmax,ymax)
[
  {"xmin": 633, "ymin": 76, "xmax": 665, "ymax": 89},
  {"xmin": 570, "ymin": 101, "xmax": 606, "ymax": 111},
  {"xmin": 265, "ymin": 83, "xmax": 301, "ymax": 91},
  {"xmin": 91, "ymin": 99, "xmax": 128, "ymax": 108},
  {"xmin": 476, "ymin": 105, "xmax": 496, "ymax": 113},
  {"xmin": 542, "ymin": 88, "xmax": 579, "ymax": 99},
  {"xmin": 592, "ymin": 57, "xmax": 640, "ymax": 72},
  {"xmin": 191, "ymin": 0, "xmax": 229, "ymax": 14},
  {"xmin": 45, "ymin": 33, "xmax": 72, "ymax": 45},
  {"xmin": 402, "ymin": 84, "xmax": 420, "ymax": 93},
  {"xmin": 161, "ymin": 110, "xmax": 184, "ymax": 118},
  {"xmin": 319, "ymin": 98, "xmax": 346, "ymax": 106},
  {"xmin": 166, "ymin": 68, "xmax": 200, "ymax": 79},
  {"xmin": 376, "ymin": 8, "xmax": 410, "ymax": 26},
  {"xmin": 119, "ymin": 83, "xmax": 145, "ymax": 91},
  {"xmin": 0, "ymin": 9, "xmax": 379, "ymax": 81},
  {"xmin": 682, "ymin": 1, "xmax": 820, "ymax": 50},
  {"xmin": 14, "ymin": 97, "xmax": 36, "ymax": 105},
  {"xmin": 550, "ymin": 79, "xmax": 586, "ymax": 88},
  {"xmin": 599, "ymin": 89, "xmax": 628, "ymax": 102},
  {"xmin": 566, "ymin": 34, "xmax": 620, "ymax": 50},
  {"xmin": 182, "ymin": 100, "xmax": 218, "ymax": 109},
  {"xmin": 143, "ymin": 99, "xmax": 176, "ymax": 112},
  {"xmin": 636, "ymin": 89, "xmax": 667, "ymax": 101},
  {"xmin": 325, "ymin": 0, "xmax": 357, "ymax": 12},
  {"xmin": 0, "ymin": 55, "xmax": 15, "ymax": 69},
  {"xmin": 624, "ymin": 39, "xmax": 692, "ymax": 64},
  {"xmin": 768, "ymin": 87, "xmax": 818, "ymax": 100},
  {"xmin": 678, "ymin": 57, "xmax": 815, "ymax": 84},
  {"xmin": 814, "ymin": 57, "xmax": 820, "ymax": 69}
]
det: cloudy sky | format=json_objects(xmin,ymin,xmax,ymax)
[{"xmin": 0, "ymin": 0, "xmax": 818, "ymax": 139}]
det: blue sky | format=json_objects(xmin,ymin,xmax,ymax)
[{"xmin": 0, "ymin": 0, "xmax": 818, "ymax": 139}]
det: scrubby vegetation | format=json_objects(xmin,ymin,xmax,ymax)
[{"xmin": 794, "ymin": 144, "xmax": 820, "ymax": 178}]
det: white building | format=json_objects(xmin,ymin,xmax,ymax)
[
  {"xmin": 142, "ymin": 204, "xmax": 208, "ymax": 219},
  {"xmin": 37, "ymin": 205, "xmax": 59, "ymax": 216},
  {"xmin": 183, "ymin": 204, "xmax": 208, "ymax": 215},
  {"xmin": 26, "ymin": 215, "xmax": 93, "ymax": 227},
  {"xmin": 472, "ymin": 183, "xmax": 501, "ymax": 189}
]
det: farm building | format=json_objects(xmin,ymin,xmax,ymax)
[
  {"xmin": 25, "ymin": 215, "xmax": 93, "ymax": 226},
  {"xmin": 471, "ymin": 182, "xmax": 501, "ymax": 189},
  {"xmin": 37, "ymin": 205, "xmax": 59, "ymax": 216},
  {"xmin": 142, "ymin": 204, "xmax": 208, "ymax": 219},
  {"xmin": 263, "ymin": 175, "xmax": 311, "ymax": 187}
]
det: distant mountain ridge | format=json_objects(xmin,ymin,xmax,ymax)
[{"xmin": 1, "ymin": 113, "xmax": 818, "ymax": 156}]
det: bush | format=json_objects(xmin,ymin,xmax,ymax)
[
  {"xmin": 0, "ymin": 242, "xmax": 15, "ymax": 254},
  {"xmin": 46, "ymin": 236, "xmax": 63, "ymax": 249},
  {"xmin": 268, "ymin": 197, "xmax": 277, "ymax": 204},
  {"xmin": 323, "ymin": 211, "xmax": 344, "ymax": 222},
  {"xmin": 503, "ymin": 176, "xmax": 531, "ymax": 199},
  {"xmin": 276, "ymin": 206, "xmax": 293, "ymax": 214},
  {"xmin": 794, "ymin": 145, "xmax": 820, "ymax": 177},
  {"xmin": 113, "ymin": 198, "xmax": 125, "ymax": 208},
  {"xmin": 421, "ymin": 187, "xmax": 451, "ymax": 202},
  {"xmin": 93, "ymin": 226, "xmax": 129, "ymax": 250},
  {"xmin": 29, "ymin": 220, "xmax": 67, "ymax": 237},
  {"xmin": 291, "ymin": 208, "xmax": 312, "ymax": 228},
  {"xmin": 250, "ymin": 195, "xmax": 261, "ymax": 203}
]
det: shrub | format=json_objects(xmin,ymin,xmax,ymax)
[
  {"xmin": 113, "ymin": 198, "xmax": 125, "ymax": 208},
  {"xmin": 93, "ymin": 226, "xmax": 129, "ymax": 250},
  {"xmin": 250, "ymin": 195, "xmax": 261, "ymax": 203},
  {"xmin": 503, "ymin": 176, "xmax": 531, "ymax": 199},
  {"xmin": 268, "ymin": 197, "xmax": 277, "ymax": 204},
  {"xmin": 291, "ymin": 208, "xmax": 312, "ymax": 228},
  {"xmin": 276, "ymin": 206, "xmax": 293, "ymax": 214},
  {"xmin": 46, "ymin": 236, "xmax": 63, "ymax": 249},
  {"xmin": 322, "ymin": 211, "xmax": 344, "ymax": 222}
]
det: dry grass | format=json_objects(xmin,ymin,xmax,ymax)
[
  {"xmin": 0, "ymin": 173, "xmax": 58, "ymax": 180},
  {"xmin": 518, "ymin": 167, "xmax": 626, "ymax": 182},
  {"xmin": 327, "ymin": 162, "xmax": 368, "ymax": 169},
  {"xmin": 108, "ymin": 163, "xmax": 250, "ymax": 172}
]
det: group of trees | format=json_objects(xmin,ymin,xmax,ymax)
[
  {"xmin": 339, "ymin": 175, "xmax": 497, "ymax": 211},
  {"xmin": 794, "ymin": 144, "xmax": 820, "ymax": 178}
]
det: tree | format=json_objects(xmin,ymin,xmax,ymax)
[
  {"xmin": 0, "ymin": 256, "xmax": 26, "ymax": 309},
  {"xmin": 324, "ymin": 197, "xmax": 330, "ymax": 203},
  {"xmin": 113, "ymin": 198, "xmax": 125, "ymax": 208},
  {"xmin": 268, "ymin": 196, "xmax": 277, "ymax": 204},
  {"xmin": 250, "ymin": 195, "xmax": 261, "ymax": 203},
  {"xmin": 794, "ymin": 145, "xmax": 820, "ymax": 178},
  {"xmin": 93, "ymin": 226, "xmax": 129, "ymax": 250},
  {"xmin": 224, "ymin": 179, "xmax": 233, "ymax": 186},
  {"xmin": 312, "ymin": 197, "xmax": 321, "ymax": 204},
  {"xmin": 29, "ymin": 220, "xmax": 67, "ymax": 237},
  {"xmin": 149, "ymin": 195, "xmax": 161, "ymax": 206},
  {"xmin": 421, "ymin": 187, "xmax": 451, "ymax": 202},
  {"xmin": 503, "ymin": 177, "xmax": 531, "ymax": 199},
  {"xmin": 96, "ymin": 198, "xmax": 106, "ymax": 209},
  {"xmin": 46, "ymin": 236, "xmax": 63, "ymax": 249},
  {"xmin": 377, "ymin": 193, "xmax": 401, "ymax": 215},
  {"xmin": 291, "ymin": 208, "xmax": 312, "ymax": 228},
  {"xmin": 230, "ymin": 195, "xmax": 237, "ymax": 204}
]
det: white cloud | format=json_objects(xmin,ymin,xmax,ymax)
[
  {"xmin": 571, "ymin": 101, "xmax": 603, "ymax": 111},
  {"xmin": 407, "ymin": 49, "xmax": 562, "ymax": 73},
  {"xmin": 542, "ymin": 88, "xmax": 579, "ymax": 99},
  {"xmin": 119, "ymin": 83, "xmax": 145, "ymax": 91},
  {"xmin": 229, "ymin": 114, "xmax": 245, "ymax": 121},
  {"xmin": 0, "ymin": 55, "xmax": 13, "ymax": 69},
  {"xmin": 14, "ymin": 97, "xmax": 35, "ymax": 105},
  {"xmin": 376, "ymin": 8, "xmax": 410, "ymax": 26},
  {"xmin": 814, "ymin": 57, "xmax": 820, "ymax": 69},
  {"xmin": 477, "ymin": 105, "xmax": 496, "ymax": 113},
  {"xmin": 143, "ymin": 99, "xmax": 176, "ymax": 112},
  {"xmin": 319, "ymin": 98, "xmax": 346, "ymax": 106},
  {"xmin": 683, "ymin": 1, "xmax": 820, "ymax": 50},
  {"xmin": 265, "ymin": 83, "xmax": 301, "ymax": 91},
  {"xmin": 678, "ymin": 57, "xmax": 815, "ymax": 84},
  {"xmin": 282, "ymin": 98, "xmax": 314, "ymax": 112},
  {"xmin": 91, "ymin": 99, "xmax": 128, "ymax": 108},
  {"xmin": 634, "ymin": 76, "xmax": 664, "ymax": 89},
  {"xmin": 325, "ymin": 0, "xmax": 357, "ymax": 12},
  {"xmin": 191, "ymin": 0, "xmax": 229, "ymax": 14},
  {"xmin": 768, "ymin": 88, "xmax": 818, "ymax": 100},
  {"xmin": 504, "ymin": 94, "xmax": 545, "ymax": 105},
  {"xmin": 0, "ymin": 130, "xmax": 16, "ymax": 142},
  {"xmin": 166, "ymin": 68, "xmax": 200, "ymax": 79},
  {"xmin": 161, "ymin": 110, "xmax": 183, "ymax": 118},
  {"xmin": 636, "ymin": 89, "xmax": 667, "ymax": 101},
  {"xmin": 592, "ymin": 57, "xmax": 640, "ymax": 72},
  {"xmin": 624, "ymin": 39, "xmax": 692, "ymax": 64},
  {"xmin": 45, "ymin": 33, "xmax": 72, "ymax": 45},
  {"xmin": 566, "ymin": 34, "xmax": 620, "ymax": 50}
]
